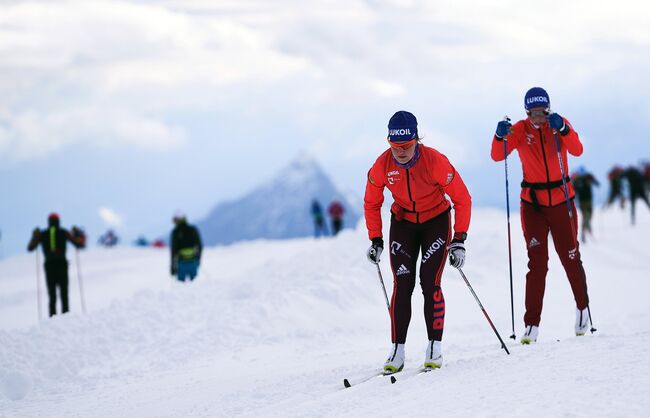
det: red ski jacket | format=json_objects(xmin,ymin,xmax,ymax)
[
  {"xmin": 491, "ymin": 117, "xmax": 582, "ymax": 207},
  {"xmin": 608, "ymin": 166, "xmax": 624, "ymax": 181},
  {"xmin": 364, "ymin": 145, "xmax": 471, "ymax": 240},
  {"xmin": 328, "ymin": 201, "xmax": 344, "ymax": 219}
]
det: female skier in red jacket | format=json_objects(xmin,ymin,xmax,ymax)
[
  {"xmin": 364, "ymin": 110, "xmax": 472, "ymax": 374},
  {"xmin": 491, "ymin": 87, "xmax": 591, "ymax": 344}
]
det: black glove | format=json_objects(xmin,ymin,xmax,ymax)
[
  {"xmin": 171, "ymin": 264, "xmax": 177, "ymax": 275},
  {"xmin": 366, "ymin": 237, "xmax": 384, "ymax": 264},
  {"xmin": 447, "ymin": 233, "xmax": 467, "ymax": 269},
  {"xmin": 71, "ymin": 226, "xmax": 86, "ymax": 249},
  {"xmin": 495, "ymin": 120, "xmax": 512, "ymax": 139},
  {"xmin": 32, "ymin": 228, "xmax": 41, "ymax": 239}
]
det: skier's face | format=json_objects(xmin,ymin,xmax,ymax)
[
  {"xmin": 390, "ymin": 141, "xmax": 417, "ymax": 164},
  {"xmin": 527, "ymin": 106, "xmax": 549, "ymax": 127}
]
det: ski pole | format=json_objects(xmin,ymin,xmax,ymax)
[
  {"xmin": 552, "ymin": 130, "xmax": 596, "ymax": 333},
  {"xmin": 501, "ymin": 115, "xmax": 516, "ymax": 340},
  {"xmin": 374, "ymin": 263, "xmax": 391, "ymax": 314},
  {"xmin": 75, "ymin": 249, "xmax": 87, "ymax": 314},
  {"xmin": 456, "ymin": 267, "xmax": 510, "ymax": 355},
  {"xmin": 35, "ymin": 251, "xmax": 42, "ymax": 322}
]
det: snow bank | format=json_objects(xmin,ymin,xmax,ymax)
[{"xmin": 0, "ymin": 207, "xmax": 648, "ymax": 417}]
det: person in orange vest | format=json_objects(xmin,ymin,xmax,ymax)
[
  {"xmin": 327, "ymin": 200, "xmax": 345, "ymax": 236},
  {"xmin": 27, "ymin": 213, "xmax": 86, "ymax": 316},
  {"xmin": 491, "ymin": 87, "xmax": 591, "ymax": 344},
  {"xmin": 364, "ymin": 110, "xmax": 471, "ymax": 374}
]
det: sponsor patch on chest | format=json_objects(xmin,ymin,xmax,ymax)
[{"xmin": 387, "ymin": 170, "xmax": 401, "ymax": 185}]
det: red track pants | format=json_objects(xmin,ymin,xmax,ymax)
[{"xmin": 520, "ymin": 200, "xmax": 589, "ymax": 326}]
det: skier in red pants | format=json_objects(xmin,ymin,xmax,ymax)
[
  {"xmin": 491, "ymin": 87, "xmax": 592, "ymax": 344},
  {"xmin": 364, "ymin": 110, "xmax": 472, "ymax": 374}
]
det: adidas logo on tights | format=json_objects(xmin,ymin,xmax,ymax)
[{"xmin": 396, "ymin": 264, "xmax": 410, "ymax": 276}]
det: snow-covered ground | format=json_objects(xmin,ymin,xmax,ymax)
[{"xmin": 1, "ymin": 206, "xmax": 649, "ymax": 417}]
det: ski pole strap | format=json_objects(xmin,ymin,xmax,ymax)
[{"xmin": 521, "ymin": 177, "xmax": 571, "ymax": 211}]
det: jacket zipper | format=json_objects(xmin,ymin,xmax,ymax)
[
  {"xmin": 405, "ymin": 169, "xmax": 418, "ymax": 222},
  {"xmin": 538, "ymin": 128, "xmax": 552, "ymax": 205}
]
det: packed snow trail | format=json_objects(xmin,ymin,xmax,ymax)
[{"xmin": 1, "ymin": 208, "xmax": 649, "ymax": 417}]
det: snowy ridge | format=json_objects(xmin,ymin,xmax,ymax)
[{"xmin": 1, "ymin": 207, "xmax": 649, "ymax": 417}]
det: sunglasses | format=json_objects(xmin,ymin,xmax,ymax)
[
  {"xmin": 527, "ymin": 109, "xmax": 550, "ymax": 117},
  {"xmin": 388, "ymin": 138, "xmax": 417, "ymax": 149}
]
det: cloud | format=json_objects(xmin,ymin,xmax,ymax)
[
  {"xmin": 0, "ymin": 0, "xmax": 309, "ymax": 160},
  {"xmin": 98, "ymin": 207, "xmax": 124, "ymax": 228},
  {"xmin": 1, "ymin": 0, "xmax": 650, "ymax": 163},
  {"xmin": 0, "ymin": 1, "xmax": 311, "ymax": 86},
  {"xmin": 369, "ymin": 80, "xmax": 405, "ymax": 98},
  {"xmin": 0, "ymin": 107, "xmax": 185, "ymax": 160}
]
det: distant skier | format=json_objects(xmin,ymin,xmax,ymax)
[
  {"xmin": 491, "ymin": 87, "xmax": 591, "ymax": 344},
  {"xmin": 170, "ymin": 212, "xmax": 202, "ymax": 282},
  {"xmin": 27, "ymin": 213, "xmax": 86, "ymax": 316},
  {"xmin": 327, "ymin": 200, "xmax": 345, "ymax": 236},
  {"xmin": 364, "ymin": 110, "xmax": 472, "ymax": 374},
  {"xmin": 621, "ymin": 165, "xmax": 650, "ymax": 225},
  {"xmin": 571, "ymin": 166, "xmax": 600, "ymax": 243},
  {"xmin": 311, "ymin": 200, "xmax": 328, "ymax": 237},
  {"xmin": 134, "ymin": 236, "xmax": 149, "ymax": 247},
  {"xmin": 98, "ymin": 229, "xmax": 119, "ymax": 247},
  {"xmin": 152, "ymin": 239, "xmax": 166, "ymax": 248},
  {"xmin": 605, "ymin": 165, "xmax": 626, "ymax": 209}
]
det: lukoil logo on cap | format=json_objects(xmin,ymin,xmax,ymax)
[
  {"xmin": 526, "ymin": 96, "xmax": 549, "ymax": 107},
  {"xmin": 389, "ymin": 128, "xmax": 413, "ymax": 136}
]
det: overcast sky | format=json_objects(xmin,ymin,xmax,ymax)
[{"xmin": 1, "ymin": 0, "xmax": 649, "ymax": 256}]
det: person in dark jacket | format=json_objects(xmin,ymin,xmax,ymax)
[
  {"xmin": 98, "ymin": 229, "xmax": 119, "ymax": 247},
  {"xmin": 311, "ymin": 199, "xmax": 328, "ymax": 238},
  {"xmin": 27, "ymin": 213, "xmax": 86, "ymax": 316},
  {"xmin": 571, "ymin": 166, "xmax": 600, "ymax": 243},
  {"xmin": 621, "ymin": 166, "xmax": 650, "ymax": 225},
  {"xmin": 170, "ymin": 212, "xmax": 202, "ymax": 282}
]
